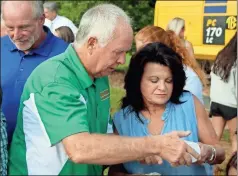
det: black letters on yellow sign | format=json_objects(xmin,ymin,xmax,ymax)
[{"xmin": 226, "ymin": 16, "xmax": 237, "ymax": 30}]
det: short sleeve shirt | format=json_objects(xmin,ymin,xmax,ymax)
[
  {"xmin": 8, "ymin": 45, "xmax": 110, "ymax": 175},
  {"xmin": 1, "ymin": 26, "xmax": 69, "ymax": 143}
]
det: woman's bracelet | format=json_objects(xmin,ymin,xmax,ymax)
[{"xmin": 207, "ymin": 145, "xmax": 216, "ymax": 164}]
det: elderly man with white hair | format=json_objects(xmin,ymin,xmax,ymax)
[
  {"xmin": 1, "ymin": 0, "xmax": 68, "ymax": 145},
  {"xmin": 9, "ymin": 3, "xmax": 200, "ymax": 175},
  {"xmin": 43, "ymin": 1, "xmax": 78, "ymax": 36}
]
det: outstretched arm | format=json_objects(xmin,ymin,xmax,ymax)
[{"xmin": 62, "ymin": 130, "xmax": 199, "ymax": 166}]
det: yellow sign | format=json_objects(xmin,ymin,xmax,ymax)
[
  {"xmin": 226, "ymin": 16, "xmax": 237, "ymax": 30},
  {"xmin": 206, "ymin": 19, "xmax": 217, "ymax": 27}
]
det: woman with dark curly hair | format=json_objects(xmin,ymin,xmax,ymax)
[
  {"xmin": 109, "ymin": 42, "xmax": 225, "ymax": 175},
  {"xmin": 135, "ymin": 25, "xmax": 207, "ymax": 104}
]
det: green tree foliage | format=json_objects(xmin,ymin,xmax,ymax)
[
  {"xmin": 108, "ymin": 0, "xmax": 154, "ymax": 32},
  {"xmin": 45, "ymin": 0, "xmax": 154, "ymax": 53},
  {"xmin": 54, "ymin": 0, "xmax": 154, "ymax": 32}
]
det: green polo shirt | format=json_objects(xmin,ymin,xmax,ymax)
[{"xmin": 8, "ymin": 45, "xmax": 110, "ymax": 175}]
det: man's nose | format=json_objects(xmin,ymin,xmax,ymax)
[
  {"xmin": 117, "ymin": 52, "xmax": 126, "ymax": 65},
  {"xmin": 13, "ymin": 28, "xmax": 22, "ymax": 40}
]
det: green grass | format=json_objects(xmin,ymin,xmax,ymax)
[
  {"xmin": 221, "ymin": 129, "xmax": 230, "ymax": 142},
  {"xmin": 103, "ymin": 168, "xmax": 109, "ymax": 176},
  {"xmin": 115, "ymin": 53, "xmax": 131, "ymax": 72},
  {"xmin": 110, "ymin": 86, "xmax": 125, "ymax": 116},
  {"xmin": 216, "ymin": 129, "xmax": 231, "ymax": 176}
]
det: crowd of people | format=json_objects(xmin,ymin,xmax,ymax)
[{"xmin": 0, "ymin": 1, "xmax": 237, "ymax": 175}]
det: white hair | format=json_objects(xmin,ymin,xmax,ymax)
[
  {"xmin": 74, "ymin": 3, "xmax": 132, "ymax": 48},
  {"xmin": 1, "ymin": 1, "xmax": 44, "ymax": 19},
  {"xmin": 43, "ymin": 2, "xmax": 58, "ymax": 13},
  {"xmin": 166, "ymin": 17, "xmax": 185, "ymax": 36}
]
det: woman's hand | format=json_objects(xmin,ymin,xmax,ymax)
[
  {"xmin": 138, "ymin": 155, "xmax": 163, "ymax": 165},
  {"xmin": 195, "ymin": 143, "xmax": 213, "ymax": 164}
]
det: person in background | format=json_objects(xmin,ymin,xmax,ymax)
[
  {"xmin": 1, "ymin": 1, "xmax": 68, "ymax": 144},
  {"xmin": 8, "ymin": 4, "xmax": 200, "ymax": 175},
  {"xmin": 0, "ymin": 13, "xmax": 8, "ymax": 176},
  {"xmin": 54, "ymin": 26, "xmax": 75, "ymax": 43},
  {"xmin": 210, "ymin": 32, "xmax": 237, "ymax": 154},
  {"xmin": 109, "ymin": 42, "xmax": 225, "ymax": 175},
  {"xmin": 0, "ymin": 87, "xmax": 7, "ymax": 176},
  {"xmin": 1, "ymin": 15, "xmax": 7, "ymax": 37},
  {"xmin": 167, "ymin": 17, "xmax": 195, "ymax": 59},
  {"xmin": 135, "ymin": 25, "xmax": 207, "ymax": 104},
  {"xmin": 43, "ymin": 1, "xmax": 78, "ymax": 36}
]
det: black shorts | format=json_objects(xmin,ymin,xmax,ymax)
[{"xmin": 209, "ymin": 102, "xmax": 237, "ymax": 120}]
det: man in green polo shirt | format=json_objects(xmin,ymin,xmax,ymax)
[{"xmin": 9, "ymin": 3, "xmax": 200, "ymax": 175}]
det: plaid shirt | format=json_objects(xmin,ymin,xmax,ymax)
[{"xmin": 0, "ymin": 111, "xmax": 7, "ymax": 176}]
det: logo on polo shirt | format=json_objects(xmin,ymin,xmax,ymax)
[{"xmin": 100, "ymin": 89, "xmax": 110, "ymax": 101}]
